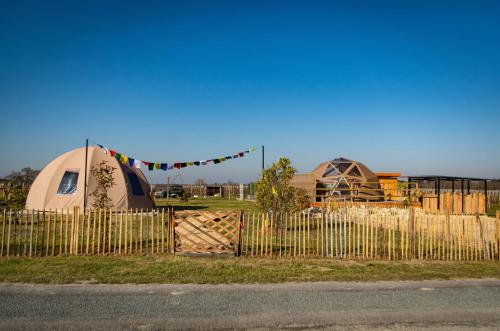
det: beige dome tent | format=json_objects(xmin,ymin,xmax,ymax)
[
  {"xmin": 26, "ymin": 147, "xmax": 154, "ymax": 210},
  {"xmin": 313, "ymin": 157, "xmax": 383, "ymax": 202}
]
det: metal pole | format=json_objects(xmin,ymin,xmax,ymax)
[
  {"xmin": 83, "ymin": 139, "xmax": 89, "ymax": 212},
  {"xmin": 261, "ymin": 145, "xmax": 265, "ymax": 171}
]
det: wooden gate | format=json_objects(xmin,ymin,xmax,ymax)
[{"xmin": 173, "ymin": 210, "xmax": 243, "ymax": 255}]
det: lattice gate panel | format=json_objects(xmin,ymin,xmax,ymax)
[{"xmin": 173, "ymin": 210, "xmax": 242, "ymax": 255}]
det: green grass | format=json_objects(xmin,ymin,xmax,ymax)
[
  {"xmin": 487, "ymin": 204, "xmax": 499, "ymax": 217},
  {"xmin": 155, "ymin": 197, "xmax": 259, "ymax": 213},
  {"xmin": 0, "ymin": 256, "xmax": 499, "ymax": 284}
]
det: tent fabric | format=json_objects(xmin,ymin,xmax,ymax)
[{"xmin": 26, "ymin": 146, "xmax": 155, "ymax": 210}]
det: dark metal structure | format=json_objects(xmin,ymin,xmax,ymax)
[{"xmin": 407, "ymin": 175, "xmax": 489, "ymax": 211}]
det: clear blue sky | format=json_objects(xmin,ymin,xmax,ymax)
[{"xmin": 1, "ymin": 0, "xmax": 499, "ymax": 184}]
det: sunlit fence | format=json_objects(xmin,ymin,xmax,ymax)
[
  {"xmin": 1, "ymin": 207, "xmax": 499, "ymax": 261},
  {"xmin": 0, "ymin": 208, "xmax": 174, "ymax": 257},
  {"xmin": 241, "ymin": 208, "xmax": 500, "ymax": 261}
]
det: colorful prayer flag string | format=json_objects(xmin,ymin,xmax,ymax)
[{"xmin": 94, "ymin": 143, "xmax": 259, "ymax": 171}]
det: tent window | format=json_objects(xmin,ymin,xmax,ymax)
[
  {"xmin": 127, "ymin": 172, "xmax": 144, "ymax": 196},
  {"xmin": 57, "ymin": 171, "xmax": 79, "ymax": 195}
]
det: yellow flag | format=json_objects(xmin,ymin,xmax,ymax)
[
  {"xmin": 187, "ymin": 162, "xmax": 193, "ymax": 166},
  {"xmin": 250, "ymin": 147, "xmax": 257, "ymax": 152},
  {"xmin": 155, "ymin": 163, "xmax": 161, "ymax": 170},
  {"xmin": 121, "ymin": 155, "xmax": 129, "ymax": 164}
]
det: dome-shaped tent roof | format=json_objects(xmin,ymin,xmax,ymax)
[
  {"xmin": 312, "ymin": 157, "xmax": 383, "ymax": 201},
  {"xmin": 26, "ymin": 147, "xmax": 154, "ymax": 210}
]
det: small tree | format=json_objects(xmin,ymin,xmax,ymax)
[
  {"xmin": 255, "ymin": 157, "xmax": 299, "ymax": 219},
  {"xmin": 0, "ymin": 182, "xmax": 28, "ymax": 211},
  {"xmin": 293, "ymin": 188, "xmax": 310, "ymax": 212},
  {"xmin": 89, "ymin": 161, "xmax": 116, "ymax": 210}
]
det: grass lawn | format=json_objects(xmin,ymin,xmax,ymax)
[
  {"xmin": 155, "ymin": 197, "xmax": 259, "ymax": 213},
  {"xmin": 0, "ymin": 256, "xmax": 499, "ymax": 284},
  {"xmin": 487, "ymin": 204, "xmax": 499, "ymax": 217}
]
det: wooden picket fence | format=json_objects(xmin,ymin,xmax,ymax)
[
  {"xmin": 0, "ymin": 208, "xmax": 174, "ymax": 257},
  {"xmin": 1, "ymin": 207, "xmax": 499, "ymax": 261},
  {"xmin": 240, "ymin": 208, "xmax": 500, "ymax": 261}
]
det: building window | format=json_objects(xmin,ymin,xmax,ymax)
[
  {"xmin": 57, "ymin": 171, "xmax": 79, "ymax": 195},
  {"xmin": 127, "ymin": 172, "xmax": 144, "ymax": 196}
]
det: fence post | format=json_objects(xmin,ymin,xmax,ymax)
[
  {"xmin": 408, "ymin": 207, "xmax": 415, "ymax": 259},
  {"xmin": 496, "ymin": 211, "xmax": 500, "ymax": 261},
  {"xmin": 236, "ymin": 210, "xmax": 243, "ymax": 256},
  {"xmin": 6, "ymin": 210, "xmax": 12, "ymax": 257},
  {"xmin": 73, "ymin": 206, "xmax": 80, "ymax": 255},
  {"xmin": 171, "ymin": 210, "xmax": 175, "ymax": 254}
]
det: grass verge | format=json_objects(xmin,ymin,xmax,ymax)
[{"xmin": 0, "ymin": 256, "xmax": 499, "ymax": 284}]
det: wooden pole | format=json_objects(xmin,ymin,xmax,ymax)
[
  {"xmin": 34, "ymin": 211, "xmax": 40, "ymax": 257},
  {"xmin": 46, "ymin": 209, "xmax": 51, "ymax": 256},
  {"xmin": 29, "ymin": 209, "xmax": 34, "ymax": 257},
  {"xmin": 23, "ymin": 210, "xmax": 28, "ymax": 256},
  {"xmin": 83, "ymin": 138, "xmax": 89, "ymax": 211},
  {"xmin": 146, "ymin": 210, "xmax": 155, "ymax": 255},
  {"xmin": 251, "ymin": 212, "xmax": 255, "ymax": 256},
  {"xmin": 139, "ymin": 209, "xmax": 143, "ymax": 255},
  {"xmin": 108, "ymin": 209, "xmax": 112, "ymax": 255},
  {"xmin": 6, "ymin": 210, "xmax": 12, "ymax": 256},
  {"xmin": 307, "ymin": 212, "xmax": 311, "ymax": 257},
  {"xmin": 161, "ymin": 209, "xmax": 165, "ymax": 254},
  {"xmin": 1, "ymin": 209, "xmax": 5, "ymax": 257},
  {"xmin": 97, "ymin": 208, "xmax": 102, "ymax": 255},
  {"xmin": 51, "ymin": 209, "xmax": 56, "ymax": 256}
]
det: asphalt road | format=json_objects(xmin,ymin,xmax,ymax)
[{"xmin": 1, "ymin": 279, "xmax": 500, "ymax": 330}]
